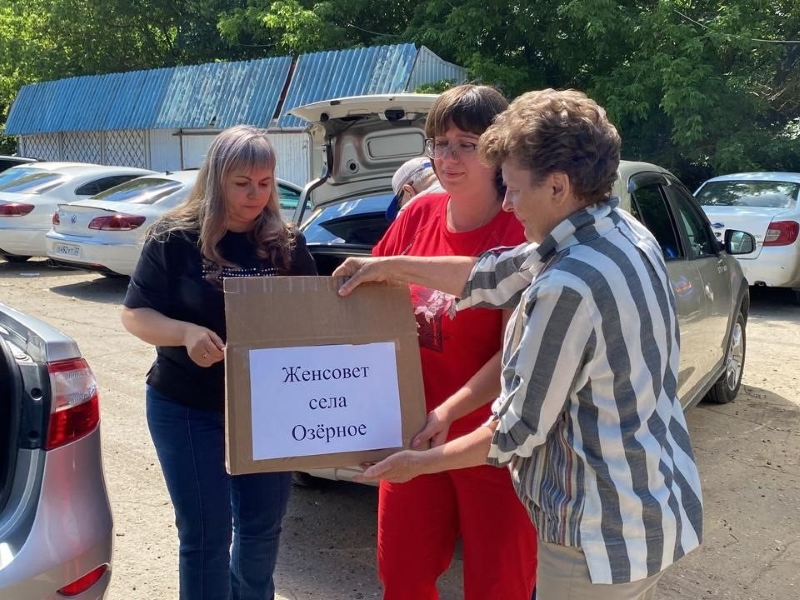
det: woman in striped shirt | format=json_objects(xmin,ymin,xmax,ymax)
[{"xmin": 335, "ymin": 89, "xmax": 703, "ymax": 600}]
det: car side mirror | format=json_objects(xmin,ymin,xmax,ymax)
[{"xmin": 724, "ymin": 230, "xmax": 756, "ymax": 255}]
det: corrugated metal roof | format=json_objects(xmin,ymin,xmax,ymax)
[
  {"xmin": 6, "ymin": 57, "xmax": 292, "ymax": 135},
  {"xmin": 106, "ymin": 68, "xmax": 173, "ymax": 131},
  {"xmin": 276, "ymin": 44, "xmax": 418, "ymax": 128},
  {"xmin": 6, "ymin": 44, "xmax": 467, "ymax": 135},
  {"xmin": 406, "ymin": 46, "xmax": 468, "ymax": 92}
]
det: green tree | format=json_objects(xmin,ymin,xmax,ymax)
[
  {"xmin": 561, "ymin": 0, "xmax": 800, "ymax": 183},
  {"xmin": 1, "ymin": 0, "xmax": 797, "ymax": 179},
  {"xmin": 218, "ymin": 0, "xmax": 415, "ymax": 55},
  {"xmin": 0, "ymin": 0, "xmax": 253, "ymax": 108}
]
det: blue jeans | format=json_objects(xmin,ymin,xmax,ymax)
[{"xmin": 146, "ymin": 387, "xmax": 292, "ymax": 600}]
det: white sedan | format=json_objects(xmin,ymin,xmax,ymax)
[
  {"xmin": 46, "ymin": 171, "xmax": 304, "ymax": 276},
  {"xmin": 695, "ymin": 172, "xmax": 800, "ymax": 301},
  {"xmin": 0, "ymin": 163, "xmax": 154, "ymax": 261}
]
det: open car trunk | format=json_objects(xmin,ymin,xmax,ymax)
[{"xmin": 0, "ymin": 305, "xmax": 77, "ymax": 513}]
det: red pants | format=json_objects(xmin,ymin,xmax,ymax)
[{"xmin": 377, "ymin": 464, "xmax": 537, "ymax": 600}]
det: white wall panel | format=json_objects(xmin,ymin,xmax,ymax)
[
  {"xmin": 270, "ymin": 132, "xmax": 312, "ymax": 187},
  {"xmin": 181, "ymin": 135, "xmax": 215, "ymax": 170},
  {"xmin": 149, "ymin": 129, "xmax": 182, "ymax": 172}
]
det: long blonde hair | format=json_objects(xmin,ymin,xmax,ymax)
[{"xmin": 155, "ymin": 125, "xmax": 297, "ymax": 273}]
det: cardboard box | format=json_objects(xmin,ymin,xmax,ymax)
[{"xmin": 224, "ymin": 276, "xmax": 427, "ymax": 475}]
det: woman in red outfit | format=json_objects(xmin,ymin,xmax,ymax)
[{"xmin": 372, "ymin": 85, "xmax": 537, "ymax": 600}]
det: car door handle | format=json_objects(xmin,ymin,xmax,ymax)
[{"xmin": 704, "ymin": 284, "xmax": 714, "ymax": 302}]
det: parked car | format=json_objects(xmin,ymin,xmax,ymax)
[
  {"xmin": 0, "ymin": 164, "xmax": 154, "ymax": 262},
  {"xmin": 0, "ymin": 155, "xmax": 39, "ymax": 173},
  {"xmin": 0, "ymin": 301, "xmax": 113, "ymax": 598},
  {"xmin": 694, "ymin": 172, "xmax": 800, "ymax": 303},
  {"xmin": 288, "ymin": 94, "xmax": 756, "ymax": 483},
  {"xmin": 46, "ymin": 170, "xmax": 198, "ymax": 276},
  {"xmin": 45, "ymin": 170, "xmax": 303, "ymax": 277}
]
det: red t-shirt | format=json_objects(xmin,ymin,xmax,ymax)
[{"xmin": 373, "ymin": 192, "xmax": 526, "ymax": 438}]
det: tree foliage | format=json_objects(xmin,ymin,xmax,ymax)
[{"xmin": 0, "ymin": 0, "xmax": 797, "ymax": 183}]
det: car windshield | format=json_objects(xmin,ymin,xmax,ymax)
[
  {"xmin": 92, "ymin": 177, "xmax": 186, "ymax": 205},
  {"xmin": 0, "ymin": 171, "xmax": 64, "ymax": 194},
  {"xmin": 301, "ymin": 193, "xmax": 393, "ymax": 245},
  {"xmin": 696, "ymin": 180, "xmax": 800, "ymax": 209}
]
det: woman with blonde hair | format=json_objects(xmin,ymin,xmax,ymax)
[{"xmin": 121, "ymin": 125, "xmax": 316, "ymax": 600}]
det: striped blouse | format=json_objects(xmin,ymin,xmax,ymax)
[{"xmin": 458, "ymin": 199, "xmax": 704, "ymax": 584}]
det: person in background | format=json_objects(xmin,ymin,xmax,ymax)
[
  {"xmin": 371, "ymin": 84, "xmax": 538, "ymax": 600},
  {"xmin": 120, "ymin": 125, "xmax": 317, "ymax": 600},
  {"xmin": 385, "ymin": 156, "xmax": 440, "ymax": 221},
  {"xmin": 335, "ymin": 89, "xmax": 703, "ymax": 600}
]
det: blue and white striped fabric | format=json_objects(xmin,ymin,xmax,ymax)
[{"xmin": 459, "ymin": 198, "xmax": 703, "ymax": 584}]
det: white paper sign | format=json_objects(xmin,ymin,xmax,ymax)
[{"xmin": 249, "ymin": 342, "xmax": 402, "ymax": 460}]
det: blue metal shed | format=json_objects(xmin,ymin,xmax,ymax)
[{"xmin": 4, "ymin": 44, "xmax": 466, "ymax": 182}]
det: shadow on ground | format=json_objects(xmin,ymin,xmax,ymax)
[
  {"xmin": 659, "ymin": 384, "xmax": 800, "ymax": 599},
  {"xmin": 276, "ymin": 478, "xmax": 463, "ymax": 600},
  {"xmin": 48, "ymin": 273, "xmax": 129, "ymax": 304}
]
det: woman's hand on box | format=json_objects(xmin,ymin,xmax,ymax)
[
  {"xmin": 412, "ymin": 406, "xmax": 452, "ymax": 449},
  {"xmin": 334, "ymin": 257, "xmax": 396, "ymax": 296},
  {"xmin": 353, "ymin": 449, "xmax": 432, "ymax": 484}
]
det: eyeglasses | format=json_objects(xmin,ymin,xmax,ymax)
[{"xmin": 424, "ymin": 138, "xmax": 478, "ymax": 160}]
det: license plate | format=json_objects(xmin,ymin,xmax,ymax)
[{"xmin": 54, "ymin": 243, "xmax": 81, "ymax": 258}]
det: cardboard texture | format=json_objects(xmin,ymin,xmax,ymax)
[{"xmin": 224, "ymin": 276, "xmax": 427, "ymax": 475}]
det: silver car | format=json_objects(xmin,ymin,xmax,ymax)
[
  {"xmin": 287, "ymin": 95, "xmax": 756, "ymax": 484},
  {"xmin": 0, "ymin": 302, "xmax": 113, "ymax": 598}
]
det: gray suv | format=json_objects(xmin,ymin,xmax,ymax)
[{"xmin": 1, "ymin": 302, "xmax": 112, "ymax": 598}]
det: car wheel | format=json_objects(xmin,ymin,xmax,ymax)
[
  {"xmin": 2, "ymin": 254, "xmax": 31, "ymax": 263},
  {"xmin": 706, "ymin": 310, "xmax": 746, "ymax": 404}
]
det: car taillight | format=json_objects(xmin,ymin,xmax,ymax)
[
  {"xmin": 52, "ymin": 211, "xmax": 61, "ymax": 225},
  {"xmin": 88, "ymin": 214, "xmax": 146, "ymax": 231},
  {"xmin": 46, "ymin": 358, "xmax": 100, "ymax": 450},
  {"xmin": 0, "ymin": 202, "xmax": 34, "ymax": 216},
  {"xmin": 763, "ymin": 220, "xmax": 800, "ymax": 246},
  {"xmin": 57, "ymin": 564, "xmax": 108, "ymax": 596}
]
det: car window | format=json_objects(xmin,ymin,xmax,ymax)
[
  {"xmin": 0, "ymin": 166, "xmax": 45, "ymax": 188},
  {"xmin": 278, "ymin": 184, "xmax": 301, "ymax": 212},
  {"xmin": 92, "ymin": 178, "xmax": 185, "ymax": 204},
  {"xmin": 695, "ymin": 180, "xmax": 799, "ymax": 209},
  {"xmin": 301, "ymin": 193, "xmax": 393, "ymax": 245},
  {"xmin": 75, "ymin": 175, "xmax": 142, "ymax": 196},
  {"xmin": 630, "ymin": 184, "xmax": 683, "ymax": 260},
  {"xmin": 664, "ymin": 185, "xmax": 717, "ymax": 259},
  {"xmin": 0, "ymin": 171, "xmax": 64, "ymax": 194},
  {"xmin": 155, "ymin": 185, "xmax": 192, "ymax": 208}
]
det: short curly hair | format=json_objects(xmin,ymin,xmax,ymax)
[{"xmin": 479, "ymin": 89, "xmax": 621, "ymax": 205}]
